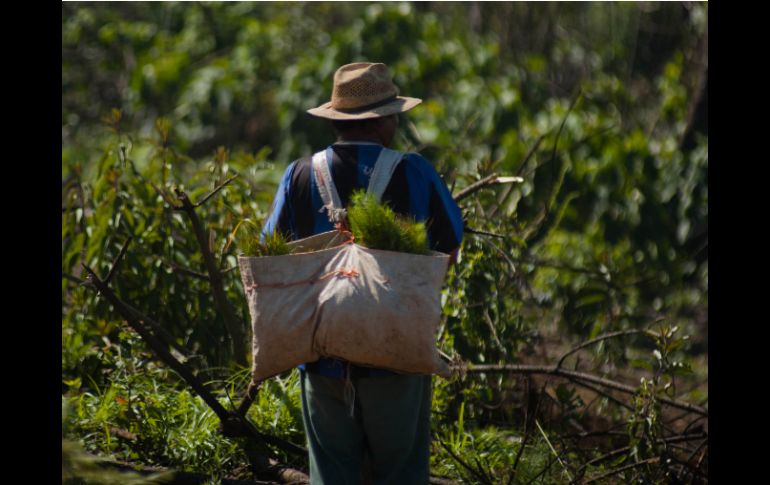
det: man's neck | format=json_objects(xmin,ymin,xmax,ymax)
[{"xmin": 337, "ymin": 134, "xmax": 387, "ymax": 146}]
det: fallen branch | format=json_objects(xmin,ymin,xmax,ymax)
[{"xmin": 81, "ymin": 264, "xmax": 305, "ymax": 460}]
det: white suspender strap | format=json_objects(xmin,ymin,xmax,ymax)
[
  {"xmin": 312, "ymin": 148, "xmax": 346, "ymax": 224},
  {"xmin": 367, "ymin": 147, "xmax": 403, "ymax": 202},
  {"xmin": 312, "ymin": 146, "xmax": 403, "ymax": 224}
]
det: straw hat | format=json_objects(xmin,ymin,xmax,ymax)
[{"xmin": 307, "ymin": 62, "xmax": 422, "ymax": 120}]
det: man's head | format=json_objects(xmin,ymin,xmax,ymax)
[{"xmin": 307, "ymin": 62, "xmax": 420, "ymax": 145}]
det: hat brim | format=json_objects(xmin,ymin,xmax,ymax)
[{"xmin": 306, "ymin": 96, "xmax": 422, "ymax": 120}]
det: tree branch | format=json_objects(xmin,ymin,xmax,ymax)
[
  {"xmin": 161, "ymin": 258, "xmax": 210, "ymax": 281},
  {"xmin": 105, "ymin": 236, "xmax": 132, "ymax": 285},
  {"xmin": 460, "ymin": 364, "xmax": 708, "ymax": 417},
  {"xmin": 174, "ymin": 187, "xmax": 247, "ymax": 366},
  {"xmin": 557, "ymin": 328, "xmax": 660, "ymax": 368},
  {"xmin": 195, "ymin": 174, "xmax": 239, "ymax": 208},
  {"xmin": 576, "ymin": 432, "xmax": 707, "ymax": 476},
  {"xmin": 577, "ymin": 457, "xmax": 660, "ymax": 484}
]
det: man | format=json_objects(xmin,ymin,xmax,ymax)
[{"xmin": 263, "ymin": 62, "xmax": 463, "ymax": 484}]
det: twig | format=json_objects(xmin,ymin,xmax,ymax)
[
  {"xmin": 522, "ymin": 449, "xmax": 562, "ymax": 485},
  {"xmin": 516, "ymin": 134, "xmax": 548, "ymax": 178},
  {"xmin": 195, "ymin": 173, "xmax": 239, "ymax": 208},
  {"xmin": 557, "ymin": 328, "xmax": 660, "ymax": 369},
  {"xmin": 105, "ymin": 237, "xmax": 132, "ymax": 285},
  {"xmin": 536, "ymin": 419, "xmax": 573, "ymax": 482},
  {"xmin": 461, "ymin": 364, "xmax": 708, "ymax": 417},
  {"xmin": 436, "ymin": 436, "xmax": 493, "ymax": 485},
  {"xmin": 577, "ymin": 432, "xmax": 707, "ymax": 476},
  {"xmin": 512, "ymin": 377, "xmax": 549, "ymax": 478},
  {"xmin": 489, "ymin": 133, "xmax": 548, "ymax": 219},
  {"xmin": 465, "ymin": 227, "xmax": 506, "ymax": 239},
  {"xmin": 62, "ymin": 271, "xmax": 86, "ymax": 285},
  {"xmin": 570, "ymin": 378, "xmax": 633, "ymax": 412},
  {"xmin": 454, "ymin": 173, "xmax": 524, "ymax": 202},
  {"xmin": 580, "ymin": 457, "xmax": 660, "ymax": 484},
  {"xmin": 161, "ymin": 259, "xmax": 210, "ymax": 281},
  {"xmin": 149, "ymin": 179, "xmax": 181, "ymax": 209},
  {"xmin": 521, "ymin": 91, "xmax": 582, "ymax": 181},
  {"xmin": 429, "ymin": 476, "xmax": 461, "ymax": 485},
  {"xmin": 483, "ymin": 309, "xmax": 507, "ymax": 357}
]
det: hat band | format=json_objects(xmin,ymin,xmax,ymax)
[{"xmin": 334, "ymin": 95, "xmax": 398, "ymax": 114}]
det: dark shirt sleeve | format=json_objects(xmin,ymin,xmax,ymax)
[
  {"xmin": 262, "ymin": 161, "xmax": 297, "ymax": 240},
  {"xmin": 427, "ymin": 174, "xmax": 464, "ymax": 254},
  {"xmin": 409, "ymin": 153, "xmax": 464, "ymax": 254}
]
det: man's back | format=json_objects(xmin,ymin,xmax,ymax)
[{"xmin": 265, "ymin": 142, "xmax": 463, "ymax": 254}]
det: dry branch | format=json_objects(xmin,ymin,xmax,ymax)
[{"xmin": 459, "ymin": 364, "xmax": 707, "ymax": 417}]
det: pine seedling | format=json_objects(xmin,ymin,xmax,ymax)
[
  {"xmin": 235, "ymin": 219, "xmax": 292, "ymax": 257},
  {"xmin": 347, "ymin": 190, "xmax": 430, "ymax": 255}
]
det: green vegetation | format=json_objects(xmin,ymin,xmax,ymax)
[
  {"xmin": 63, "ymin": 2, "xmax": 708, "ymax": 483},
  {"xmin": 347, "ymin": 190, "xmax": 430, "ymax": 255},
  {"xmin": 234, "ymin": 219, "xmax": 292, "ymax": 257}
]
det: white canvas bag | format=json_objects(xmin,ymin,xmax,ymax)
[{"xmin": 239, "ymin": 147, "xmax": 451, "ymax": 382}]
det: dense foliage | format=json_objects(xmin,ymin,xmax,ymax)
[{"xmin": 63, "ymin": 2, "xmax": 708, "ymax": 483}]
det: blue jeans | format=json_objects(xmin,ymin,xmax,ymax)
[{"xmin": 299, "ymin": 369, "xmax": 432, "ymax": 485}]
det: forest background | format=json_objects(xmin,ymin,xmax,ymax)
[{"xmin": 62, "ymin": 2, "xmax": 708, "ymax": 484}]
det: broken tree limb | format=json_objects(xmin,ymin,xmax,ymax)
[
  {"xmin": 237, "ymin": 380, "xmax": 262, "ymax": 418},
  {"xmin": 174, "ymin": 187, "xmax": 248, "ymax": 366},
  {"xmin": 83, "ymin": 264, "xmax": 231, "ymax": 420},
  {"xmin": 459, "ymin": 363, "xmax": 708, "ymax": 417},
  {"xmin": 81, "ymin": 264, "xmax": 306, "ymax": 460}
]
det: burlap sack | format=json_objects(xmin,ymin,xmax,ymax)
[{"xmin": 238, "ymin": 231, "xmax": 451, "ymax": 382}]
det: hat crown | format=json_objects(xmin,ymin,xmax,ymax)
[{"xmin": 331, "ymin": 63, "xmax": 399, "ymax": 110}]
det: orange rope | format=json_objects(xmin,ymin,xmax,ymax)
[{"xmin": 245, "ymin": 267, "xmax": 360, "ymax": 293}]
